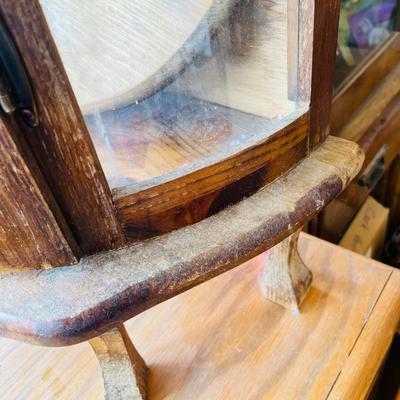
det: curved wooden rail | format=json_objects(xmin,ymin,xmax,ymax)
[{"xmin": 0, "ymin": 136, "xmax": 363, "ymax": 346}]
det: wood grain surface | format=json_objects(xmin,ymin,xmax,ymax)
[
  {"xmin": 111, "ymin": 106, "xmax": 309, "ymax": 224},
  {"xmin": 89, "ymin": 324, "xmax": 147, "ymax": 400},
  {"xmin": 0, "ymin": 0, "xmax": 126, "ymax": 254},
  {"xmin": 261, "ymin": 230, "xmax": 312, "ymax": 311},
  {"xmin": 39, "ymin": 0, "xmax": 235, "ymax": 114},
  {"xmin": 0, "ymin": 115, "xmax": 76, "ymax": 270},
  {"xmin": 0, "ymin": 233, "xmax": 398, "ymax": 399},
  {"xmin": 0, "ymin": 136, "xmax": 363, "ymax": 345}
]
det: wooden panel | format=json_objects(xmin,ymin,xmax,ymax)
[
  {"xmin": 0, "ymin": 0, "xmax": 126, "ymax": 253},
  {"xmin": 0, "ymin": 136, "xmax": 363, "ymax": 346},
  {"xmin": 309, "ymin": 0, "xmax": 340, "ymax": 148},
  {"xmin": 0, "ymin": 116, "xmax": 76, "ymax": 270},
  {"xmin": 0, "ymin": 233, "xmax": 398, "ymax": 399}
]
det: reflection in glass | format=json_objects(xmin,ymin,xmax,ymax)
[
  {"xmin": 335, "ymin": 0, "xmax": 399, "ymax": 87},
  {"xmin": 40, "ymin": 1, "xmax": 311, "ymax": 192}
]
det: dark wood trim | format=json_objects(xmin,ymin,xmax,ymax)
[
  {"xmin": 0, "ymin": 114, "xmax": 77, "ymax": 270},
  {"xmin": 0, "ymin": 0, "xmax": 126, "ymax": 253},
  {"xmin": 114, "ymin": 113, "xmax": 309, "ymax": 232},
  {"xmin": 0, "ymin": 136, "xmax": 363, "ymax": 345},
  {"xmin": 309, "ymin": 0, "xmax": 341, "ymax": 149}
]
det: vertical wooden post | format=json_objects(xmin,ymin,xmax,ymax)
[
  {"xmin": 260, "ymin": 230, "xmax": 312, "ymax": 312},
  {"xmin": 90, "ymin": 324, "xmax": 147, "ymax": 400}
]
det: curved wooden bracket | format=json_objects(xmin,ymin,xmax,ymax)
[
  {"xmin": 260, "ymin": 229, "xmax": 312, "ymax": 312},
  {"xmin": 90, "ymin": 324, "xmax": 147, "ymax": 400}
]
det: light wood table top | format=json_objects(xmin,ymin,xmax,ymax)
[{"xmin": 1, "ymin": 233, "xmax": 399, "ymax": 399}]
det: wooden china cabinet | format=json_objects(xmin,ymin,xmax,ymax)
[{"xmin": 0, "ymin": 1, "xmax": 363, "ymax": 398}]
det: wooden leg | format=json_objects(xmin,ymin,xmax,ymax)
[
  {"xmin": 90, "ymin": 324, "xmax": 147, "ymax": 400},
  {"xmin": 260, "ymin": 230, "xmax": 312, "ymax": 312}
]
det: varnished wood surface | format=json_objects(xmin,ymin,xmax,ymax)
[
  {"xmin": 0, "ymin": 233, "xmax": 399, "ymax": 399},
  {"xmin": 0, "ymin": 137, "xmax": 363, "ymax": 345},
  {"xmin": 112, "ymin": 106, "xmax": 309, "ymax": 224},
  {"xmin": 0, "ymin": 0, "xmax": 126, "ymax": 254},
  {"xmin": 0, "ymin": 115, "xmax": 76, "ymax": 270}
]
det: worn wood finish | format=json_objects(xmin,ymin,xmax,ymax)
[
  {"xmin": 122, "ymin": 140, "xmax": 306, "ymax": 240},
  {"xmin": 0, "ymin": 0, "xmax": 126, "ymax": 254},
  {"xmin": 89, "ymin": 324, "xmax": 147, "ymax": 400},
  {"xmin": 332, "ymin": 33, "xmax": 400, "ymax": 135},
  {"xmin": 0, "ymin": 136, "xmax": 363, "ymax": 346},
  {"xmin": 309, "ymin": 0, "xmax": 340, "ymax": 148},
  {"xmin": 0, "ymin": 233, "xmax": 399, "ymax": 399},
  {"xmin": 261, "ymin": 229, "xmax": 312, "ymax": 311},
  {"xmin": 114, "ymin": 112, "xmax": 309, "ymax": 228},
  {"xmin": 0, "ymin": 115, "xmax": 76, "ymax": 270}
]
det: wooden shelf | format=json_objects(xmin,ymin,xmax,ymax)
[{"xmin": 1, "ymin": 233, "xmax": 399, "ymax": 399}]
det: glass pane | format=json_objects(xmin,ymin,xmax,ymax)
[
  {"xmin": 335, "ymin": 0, "xmax": 399, "ymax": 87},
  {"xmin": 39, "ymin": 1, "xmax": 312, "ymax": 192}
]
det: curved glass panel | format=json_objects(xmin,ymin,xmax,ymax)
[{"xmin": 40, "ymin": 0, "xmax": 313, "ymax": 192}]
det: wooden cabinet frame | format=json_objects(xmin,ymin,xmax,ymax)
[{"xmin": 0, "ymin": 0, "xmax": 340, "ymax": 268}]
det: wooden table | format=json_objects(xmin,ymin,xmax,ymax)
[{"xmin": 1, "ymin": 233, "xmax": 399, "ymax": 399}]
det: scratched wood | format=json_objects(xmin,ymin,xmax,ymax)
[
  {"xmin": 0, "ymin": 136, "xmax": 363, "ymax": 345},
  {"xmin": 0, "ymin": 233, "xmax": 398, "ymax": 399},
  {"xmin": 0, "ymin": 114, "xmax": 76, "ymax": 270}
]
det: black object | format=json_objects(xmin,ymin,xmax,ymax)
[
  {"xmin": 0, "ymin": 18, "xmax": 37, "ymax": 127},
  {"xmin": 384, "ymin": 225, "xmax": 400, "ymax": 268}
]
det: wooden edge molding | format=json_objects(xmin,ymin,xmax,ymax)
[
  {"xmin": 113, "ymin": 113, "xmax": 309, "ymax": 221},
  {"xmin": 0, "ymin": 136, "xmax": 364, "ymax": 346}
]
